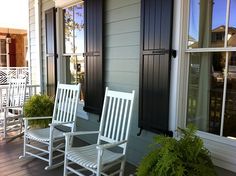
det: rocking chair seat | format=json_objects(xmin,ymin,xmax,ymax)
[
  {"xmin": 67, "ymin": 144, "xmax": 123, "ymax": 169},
  {"xmin": 26, "ymin": 127, "xmax": 64, "ymax": 142}
]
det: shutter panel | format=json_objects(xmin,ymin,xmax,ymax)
[
  {"xmin": 83, "ymin": 0, "xmax": 104, "ymax": 114},
  {"xmin": 45, "ymin": 7, "xmax": 57, "ymax": 97},
  {"xmin": 139, "ymin": 0, "xmax": 173, "ymax": 135},
  {"xmin": 9, "ymin": 39, "xmax": 16, "ymax": 67}
]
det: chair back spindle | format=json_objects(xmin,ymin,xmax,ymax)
[{"xmin": 53, "ymin": 84, "xmax": 81, "ymax": 130}]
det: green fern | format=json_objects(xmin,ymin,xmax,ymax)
[
  {"xmin": 24, "ymin": 94, "xmax": 54, "ymax": 128},
  {"xmin": 137, "ymin": 124, "xmax": 217, "ymax": 176}
]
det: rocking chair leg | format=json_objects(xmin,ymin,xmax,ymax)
[
  {"xmin": 20, "ymin": 119, "xmax": 23, "ymax": 134},
  {"xmin": 47, "ymin": 140, "xmax": 53, "ymax": 169},
  {"xmin": 119, "ymin": 160, "xmax": 125, "ymax": 176},
  {"xmin": 3, "ymin": 119, "xmax": 6, "ymax": 139},
  {"xmin": 63, "ymin": 157, "xmax": 68, "ymax": 176}
]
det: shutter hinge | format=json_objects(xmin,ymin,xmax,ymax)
[
  {"xmin": 143, "ymin": 49, "xmax": 176, "ymax": 56},
  {"xmin": 83, "ymin": 52, "xmax": 100, "ymax": 57}
]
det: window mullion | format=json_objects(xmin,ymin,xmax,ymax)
[
  {"xmin": 219, "ymin": 0, "xmax": 230, "ymax": 137},
  {"xmin": 220, "ymin": 52, "xmax": 229, "ymax": 136},
  {"xmin": 73, "ymin": 6, "xmax": 76, "ymax": 53},
  {"xmin": 186, "ymin": 47, "xmax": 236, "ymax": 53},
  {"xmin": 224, "ymin": 0, "xmax": 230, "ymax": 47},
  {"xmin": 183, "ymin": 53, "xmax": 191, "ymax": 128}
]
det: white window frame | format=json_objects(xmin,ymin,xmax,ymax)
[
  {"xmin": 56, "ymin": 0, "xmax": 88, "ymax": 120},
  {"xmin": 0, "ymin": 36, "xmax": 8, "ymax": 67},
  {"xmin": 174, "ymin": 0, "xmax": 236, "ymax": 172}
]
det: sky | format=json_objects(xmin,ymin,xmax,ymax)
[{"xmin": 0, "ymin": 0, "xmax": 28, "ymax": 29}]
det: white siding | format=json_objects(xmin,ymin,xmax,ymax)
[
  {"xmin": 29, "ymin": 0, "xmax": 37, "ymax": 84},
  {"xmin": 29, "ymin": 0, "xmax": 54, "ymax": 91}
]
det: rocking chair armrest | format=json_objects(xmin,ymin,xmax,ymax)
[
  {"xmin": 49, "ymin": 121, "xmax": 74, "ymax": 127},
  {"xmin": 23, "ymin": 116, "xmax": 53, "ymax": 121},
  {"xmin": 64, "ymin": 131, "xmax": 100, "ymax": 138},
  {"xmin": 3, "ymin": 106, "xmax": 23, "ymax": 111},
  {"xmin": 96, "ymin": 140, "xmax": 127, "ymax": 150}
]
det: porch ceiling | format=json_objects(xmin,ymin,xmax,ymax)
[{"xmin": 0, "ymin": 0, "xmax": 28, "ymax": 30}]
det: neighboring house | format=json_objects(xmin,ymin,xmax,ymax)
[
  {"xmin": 0, "ymin": 28, "xmax": 28, "ymax": 67},
  {"xmin": 28, "ymin": 0, "xmax": 236, "ymax": 175}
]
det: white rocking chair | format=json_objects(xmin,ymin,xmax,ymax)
[
  {"xmin": 63, "ymin": 87, "xmax": 135, "ymax": 176},
  {"xmin": 0, "ymin": 78, "xmax": 27, "ymax": 139},
  {"xmin": 19, "ymin": 83, "xmax": 81, "ymax": 170}
]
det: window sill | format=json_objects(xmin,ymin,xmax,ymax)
[
  {"xmin": 76, "ymin": 101, "xmax": 88, "ymax": 120},
  {"xmin": 197, "ymin": 131, "xmax": 236, "ymax": 173}
]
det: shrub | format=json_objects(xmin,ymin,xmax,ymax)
[
  {"xmin": 137, "ymin": 124, "xmax": 217, "ymax": 176},
  {"xmin": 24, "ymin": 94, "xmax": 54, "ymax": 128}
]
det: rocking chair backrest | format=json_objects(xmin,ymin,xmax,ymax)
[
  {"xmin": 7, "ymin": 78, "xmax": 27, "ymax": 107},
  {"xmin": 52, "ymin": 83, "xmax": 81, "ymax": 129},
  {"xmin": 0, "ymin": 89, "xmax": 5, "ymax": 112},
  {"xmin": 98, "ymin": 87, "xmax": 135, "ymax": 151}
]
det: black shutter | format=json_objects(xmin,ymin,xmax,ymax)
[
  {"xmin": 9, "ymin": 39, "xmax": 16, "ymax": 67},
  {"xmin": 83, "ymin": 0, "xmax": 104, "ymax": 114},
  {"xmin": 139, "ymin": 0, "xmax": 173, "ymax": 135},
  {"xmin": 45, "ymin": 7, "xmax": 57, "ymax": 97}
]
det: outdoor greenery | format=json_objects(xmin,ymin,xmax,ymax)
[
  {"xmin": 137, "ymin": 124, "xmax": 217, "ymax": 176},
  {"xmin": 24, "ymin": 94, "xmax": 54, "ymax": 128}
]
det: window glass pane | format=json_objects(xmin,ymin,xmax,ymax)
[
  {"xmin": 74, "ymin": 3, "xmax": 84, "ymax": 53},
  {"xmin": 65, "ymin": 55, "xmax": 85, "ymax": 100},
  {"xmin": 188, "ymin": 0, "xmax": 227, "ymax": 48},
  {"xmin": 64, "ymin": 7, "xmax": 74, "ymax": 54},
  {"xmin": 224, "ymin": 52, "xmax": 236, "ymax": 137},
  {"xmin": 63, "ymin": 3, "xmax": 85, "ymax": 101},
  {"xmin": 186, "ymin": 52, "xmax": 226, "ymax": 135},
  {"xmin": 188, "ymin": 0, "xmax": 200, "ymax": 48},
  {"xmin": 0, "ymin": 39, "xmax": 6, "ymax": 53},
  {"xmin": 0, "ymin": 55, "xmax": 7, "ymax": 67},
  {"xmin": 211, "ymin": 0, "xmax": 227, "ymax": 47},
  {"xmin": 228, "ymin": 0, "xmax": 236, "ymax": 47}
]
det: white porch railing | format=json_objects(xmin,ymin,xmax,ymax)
[
  {"xmin": 0, "ymin": 67, "xmax": 29, "ymax": 85},
  {"xmin": 0, "ymin": 85, "xmax": 40, "ymax": 108}
]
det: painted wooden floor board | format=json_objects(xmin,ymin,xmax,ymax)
[{"xmin": 0, "ymin": 136, "xmax": 136, "ymax": 176}]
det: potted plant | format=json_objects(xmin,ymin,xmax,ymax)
[
  {"xmin": 137, "ymin": 124, "xmax": 217, "ymax": 176},
  {"xmin": 23, "ymin": 94, "xmax": 54, "ymax": 128}
]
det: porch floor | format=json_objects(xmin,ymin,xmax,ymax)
[{"xmin": 0, "ymin": 136, "xmax": 136, "ymax": 176}]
